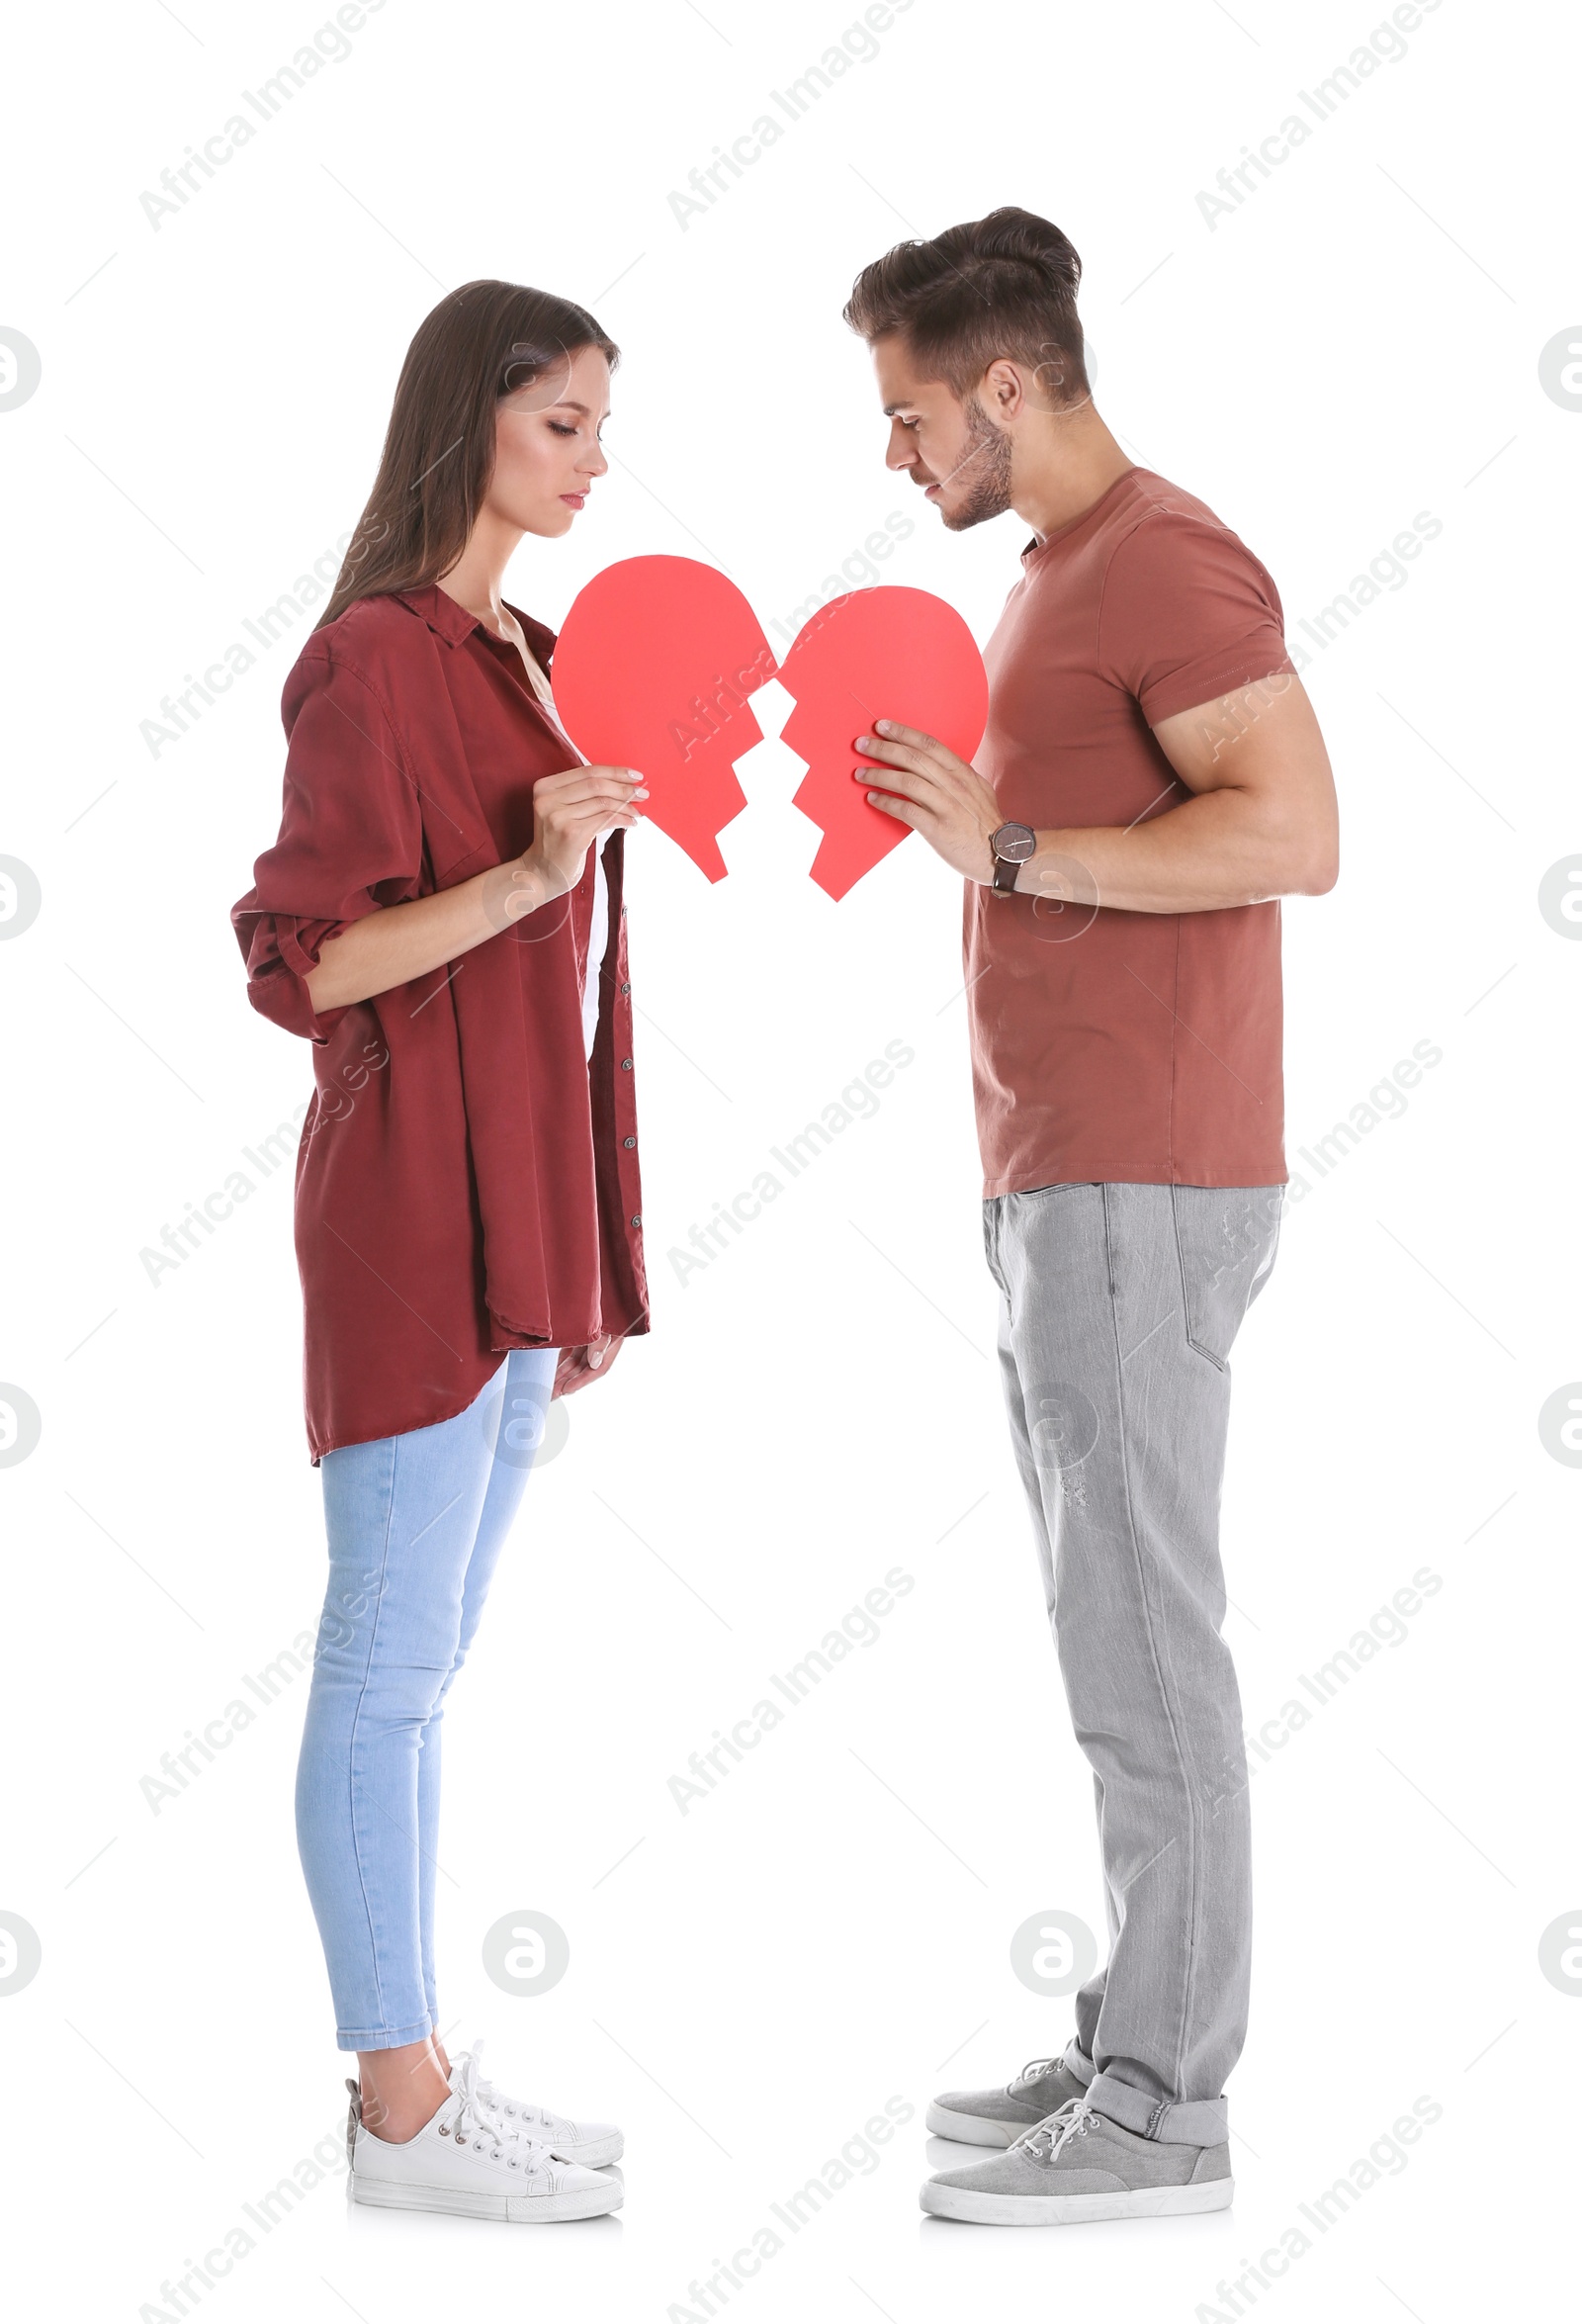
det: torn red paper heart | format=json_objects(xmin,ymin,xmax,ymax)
[
  {"xmin": 550, "ymin": 560, "xmax": 988, "ymax": 898},
  {"xmin": 551, "ymin": 556, "xmax": 776, "ymax": 882},
  {"xmin": 778, "ymin": 586, "xmax": 990, "ymax": 901}
]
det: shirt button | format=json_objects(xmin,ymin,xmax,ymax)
[
  {"xmin": 623, "ymin": 1134, "xmax": 636, "ymax": 1149},
  {"xmin": 631, "ymin": 1212, "xmax": 642, "ymax": 1227},
  {"xmin": 620, "ymin": 981, "xmax": 631, "ymax": 995},
  {"xmin": 620, "ymin": 1057, "xmax": 633, "ymax": 1071}
]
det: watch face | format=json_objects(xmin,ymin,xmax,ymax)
[{"xmin": 996, "ymin": 822, "xmax": 1037, "ymax": 861}]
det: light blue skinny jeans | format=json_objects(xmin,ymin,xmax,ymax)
[{"xmin": 296, "ymin": 1347, "xmax": 558, "ymax": 2051}]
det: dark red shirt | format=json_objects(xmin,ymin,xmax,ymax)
[{"xmin": 232, "ymin": 584, "xmax": 649, "ymax": 1462}]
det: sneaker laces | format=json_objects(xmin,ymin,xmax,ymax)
[
  {"xmin": 438, "ymin": 2051, "xmax": 556, "ymax": 2171},
  {"xmin": 1011, "ymin": 2099, "xmax": 1101, "ymax": 2162},
  {"xmin": 454, "ymin": 2041, "xmax": 565, "ymax": 2138},
  {"xmin": 1008, "ymin": 2055, "xmax": 1061, "ymax": 2094}
]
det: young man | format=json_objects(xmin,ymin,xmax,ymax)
[{"xmin": 842, "ymin": 209, "xmax": 1338, "ymax": 2228}]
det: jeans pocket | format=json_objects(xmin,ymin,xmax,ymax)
[
  {"xmin": 1171, "ymin": 1186, "xmax": 1282, "ymax": 1369},
  {"xmin": 982, "ymin": 1198, "xmax": 1010, "ymax": 1298}
]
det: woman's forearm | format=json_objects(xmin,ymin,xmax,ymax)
[
  {"xmin": 305, "ymin": 763, "xmax": 644, "ymax": 1014},
  {"xmin": 306, "ymin": 856, "xmax": 552, "ymax": 1013}
]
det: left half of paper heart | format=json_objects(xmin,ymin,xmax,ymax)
[{"xmin": 550, "ymin": 555, "xmax": 778, "ymax": 882}]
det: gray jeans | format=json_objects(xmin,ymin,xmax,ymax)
[{"xmin": 984, "ymin": 1181, "xmax": 1281, "ymax": 2146}]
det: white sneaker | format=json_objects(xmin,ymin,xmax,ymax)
[
  {"xmin": 349, "ymin": 2051, "xmax": 622, "ymax": 2222},
  {"xmin": 455, "ymin": 2040, "xmax": 624, "ymax": 2168}
]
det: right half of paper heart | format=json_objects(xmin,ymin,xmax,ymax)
[{"xmin": 777, "ymin": 585, "xmax": 989, "ymax": 901}]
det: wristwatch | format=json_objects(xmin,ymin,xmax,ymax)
[{"xmin": 989, "ymin": 821, "xmax": 1036, "ymax": 896}]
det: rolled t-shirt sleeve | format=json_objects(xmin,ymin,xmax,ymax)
[
  {"xmin": 1098, "ymin": 509, "xmax": 1294, "ymax": 728},
  {"xmin": 232, "ymin": 645, "xmax": 423, "ymax": 1041}
]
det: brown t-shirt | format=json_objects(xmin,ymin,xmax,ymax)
[{"xmin": 965, "ymin": 466, "xmax": 1294, "ymax": 1196}]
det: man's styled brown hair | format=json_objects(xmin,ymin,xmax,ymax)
[{"xmin": 842, "ymin": 206, "xmax": 1088, "ymax": 405}]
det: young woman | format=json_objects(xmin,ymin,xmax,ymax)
[{"xmin": 232, "ymin": 280, "xmax": 649, "ymax": 2224}]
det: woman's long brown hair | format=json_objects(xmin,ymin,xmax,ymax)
[{"xmin": 315, "ymin": 278, "xmax": 619, "ymax": 631}]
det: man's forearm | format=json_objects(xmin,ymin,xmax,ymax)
[{"xmin": 1012, "ymin": 785, "xmax": 1337, "ymax": 914}]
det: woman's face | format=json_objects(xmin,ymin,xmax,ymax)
[{"xmin": 487, "ymin": 342, "xmax": 611, "ymax": 538}]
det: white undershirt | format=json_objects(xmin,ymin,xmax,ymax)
[
  {"xmin": 508, "ymin": 632, "xmax": 609, "ymax": 1065},
  {"xmin": 533, "ymin": 674, "xmax": 607, "ymax": 1064},
  {"xmin": 582, "ymin": 833, "xmax": 609, "ymax": 1063}
]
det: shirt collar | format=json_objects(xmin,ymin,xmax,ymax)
[
  {"xmin": 1020, "ymin": 465, "xmax": 1143, "ymax": 567},
  {"xmin": 395, "ymin": 583, "xmax": 557, "ymax": 661}
]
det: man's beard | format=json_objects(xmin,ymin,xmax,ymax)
[{"xmin": 939, "ymin": 396, "xmax": 1013, "ymax": 531}]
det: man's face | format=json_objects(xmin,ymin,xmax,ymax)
[{"xmin": 872, "ymin": 335, "xmax": 1013, "ymax": 533}]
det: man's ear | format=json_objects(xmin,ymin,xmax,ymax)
[{"xmin": 981, "ymin": 357, "xmax": 1025, "ymax": 419}]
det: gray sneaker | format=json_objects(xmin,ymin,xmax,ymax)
[
  {"xmin": 926, "ymin": 2053, "xmax": 1088, "ymax": 2146},
  {"xmin": 921, "ymin": 2099, "xmax": 1233, "ymax": 2225}
]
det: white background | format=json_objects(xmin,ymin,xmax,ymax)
[{"xmin": 2, "ymin": 0, "xmax": 1578, "ymax": 2316}]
